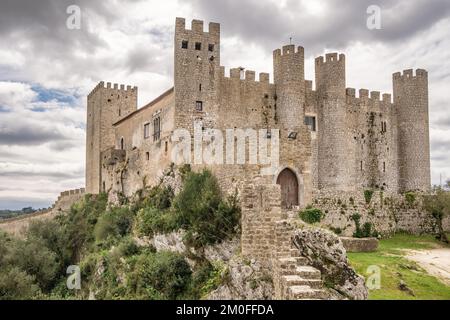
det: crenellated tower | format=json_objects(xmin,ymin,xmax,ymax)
[
  {"xmin": 174, "ymin": 18, "xmax": 221, "ymax": 131},
  {"xmin": 86, "ymin": 82, "xmax": 137, "ymax": 194},
  {"xmin": 273, "ymin": 45, "xmax": 305, "ymax": 131},
  {"xmin": 315, "ymin": 53, "xmax": 352, "ymax": 190},
  {"xmin": 393, "ymin": 69, "xmax": 431, "ymax": 192}
]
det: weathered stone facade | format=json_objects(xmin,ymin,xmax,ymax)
[{"xmin": 84, "ymin": 17, "xmax": 433, "ymax": 272}]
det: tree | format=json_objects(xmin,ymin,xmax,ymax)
[{"xmin": 423, "ymin": 188, "xmax": 450, "ymax": 243}]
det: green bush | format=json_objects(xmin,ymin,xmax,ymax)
[
  {"xmin": 0, "ymin": 267, "xmax": 41, "ymax": 300},
  {"xmin": 172, "ymin": 170, "xmax": 241, "ymax": 248},
  {"xmin": 404, "ymin": 192, "xmax": 416, "ymax": 206},
  {"xmin": 299, "ymin": 207, "xmax": 324, "ymax": 224},
  {"xmin": 364, "ymin": 190, "xmax": 374, "ymax": 204},
  {"xmin": 128, "ymin": 251, "xmax": 192, "ymax": 300},
  {"xmin": 94, "ymin": 206, "xmax": 134, "ymax": 243},
  {"xmin": 135, "ymin": 206, "xmax": 177, "ymax": 237},
  {"xmin": 351, "ymin": 213, "xmax": 378, "ymax": 238},
  {"xmin": 5, "ymin": 237, "xmax": 59, "ymax": 290}
]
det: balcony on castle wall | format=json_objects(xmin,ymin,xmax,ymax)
[{"xmin": 102, "ymin": 147, "xmax": 126, "ymax": 166}]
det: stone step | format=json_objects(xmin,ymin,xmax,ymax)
[
  {"xmin": 289, "ymin": 248, "xmax": 301, "ymax": 257},
  {"xmin": 288, "ymin": 285, "xmax": 326, "ymax": 300},
  {"xmin": 281, "ymin": 275, "xmax": 323, "ymax": 289},
  {"xmin": 276, "ymin": 257, "xmax": 308, "ymax": 269},
  {"xmin": 295, "ymin": 266, "xmax": 322, "ymax": 279}
]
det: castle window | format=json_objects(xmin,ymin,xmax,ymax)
[
  {"xmin": 360, "ymin": 161, "xmax": 363, "ymax": 171},
  {"xmin": 120, "ymin": 138, "xmax": 124, "ymax": 150},
  {"xmin": 208, "ymin": 44, "xmax": 214, "ymax": 52},
  {"xmin": 146, "ymin": 152, "xmax": 150, "ymax": 161},
  {"xmin": 383, "ymin": 162, "xmax": 386, "ymax": 172},
  {"xmin": 181, "ymin": 40, "xmax": 188, "ymax": 49},
  {"xmin": 118, "ymin": 108, "xmax": 121, "ymax": 116},
  {"xmin": 381, "ymin": 121, "xmax": 387, "ymax": 133},
  {"xmin": 199, "ymin": 84, "xmax": 202, "ymax": 91},
  {"xmin": 304, "ymin": 116, "xmax": 316, "ymax": 132},
  {"xmin": 196, "ymin": 101, "xmax": 203, "ymax": 112},
  {"xmin": 195, "ymin": 42, "xmax": 202, "ymax": 50},
  {"xmin": 153, "ymin": 117, "xmax": 161, "ymax": 142},
  {"xmin": 165, "ymin": 141, "xmax": 168, "ymax": 153},
  {"xmin": 144, "ymin": 123, "xmax": 150, "ymax": 139}
]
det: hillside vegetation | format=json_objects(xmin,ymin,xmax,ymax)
[{"xmin": 0, "ymin": 167, "xmax": 241, "ymax": 300}]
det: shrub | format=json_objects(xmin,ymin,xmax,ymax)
[
  {"xmin": 329, "ymin": 227, "xmax": 342, "ymax": 235},
  {"xmin": 172, "ymin": 170, "xmax": 241, "ymax": 248},
  {"xmin": 128, "ymin": 251, "xmax": 192, "ymax": 300},
  {"xmin": 364, "ymin": 190, "xmax": 374, "ymax": 204},
  {"xmin": 299, "ymin": 208, "xmax": 324, "ymax": 224},
  {"xmin": 423, "ymin": 188, "xmax": 450, "ymax": 243},
  {"xmin": 351, "ymin": 213, "xmax": 378, "ymax": 238},
  {"xmin": 94, "ymin": 206, "xmax": 134, "ymax": 243},
  {"xmin": 0, "ymin": 267, "xmax": 41, "ymax": 300},
  {"xmin": 5, "ymin": 237, "xmax": 60, "ymax": 291},
  {"xmin": 135, "ymin": 206, "xmax": 177, "ymax": 237},
  {"xmin": 404, "ymin": 192, "xmax": 416, "ymax": 206}
]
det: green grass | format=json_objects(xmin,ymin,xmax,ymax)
[{"xmin": 347, "ymin": 233, "xmax": 450, "ymax": 300}]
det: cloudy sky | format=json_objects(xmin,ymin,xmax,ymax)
[{"xmin": 0, "ymin": 0, "xmax": 449, "ymax": 209}]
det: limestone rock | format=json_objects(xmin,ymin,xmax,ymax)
[
  {"xmin": 207, "ymin": 256, "xmax": 274, "ymax": 300},
  {"xmin": 292, "ymin": 227, "xmax": 368, "ymax": 300}
]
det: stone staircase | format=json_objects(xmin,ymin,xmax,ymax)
[{"xmin": 273, "ymin": 218, "xmax": 327, "ymax": 300}]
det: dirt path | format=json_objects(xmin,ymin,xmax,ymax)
[{"xmin": 405, "ymin": 248, "xmax": 450, "ymax": 286}]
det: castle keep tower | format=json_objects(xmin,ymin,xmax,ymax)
[
  {"xmin": 315, "ymin": 53, "xmax": 352, "ymax": 190},
  {"xmin": 393, "ymin": 69, "xmax": 431, "ymax": 192},
  {"xmin": 86, "ymin": 82, "xmax": 137, "ymax": 194},
  {"xmin": 174, "ymin": 18, "xmax": 221, "ymax": 131},
  {"xmin": 273, "ymin": 45, "xmax": 305, "ymax": 131}
]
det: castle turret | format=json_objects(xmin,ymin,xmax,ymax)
[
  {"xmin": 174, "ymin": 18, "xmax": 221, "ymax": 131},
  {"xmin": 393, "ymin": 69, "xmax": 431, "ymax": 192},
  {"xmin": 86, "ymin": 82, "xmax": 137, "ymax": 194},
  {"xmin": 315, "ymin": 53, "xmax": 352, "ymax": 190},
  {"xmin": 273, "ymin": 45, "xmax": 305, "ymax": 130}
]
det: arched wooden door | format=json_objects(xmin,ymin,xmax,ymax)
[{"xmin": 276, "ymin": 168, "xmax": 299, "ymax": 209}]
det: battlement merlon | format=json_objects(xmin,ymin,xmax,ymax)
[
  {"xmin": 393, "ymin": 68, "xmax": 428, "ymax": 82},
  {"xmin": 273, "ymin": 45, "xmax": 304, "ymax": 57},
  {"xmin": 88, "ymin": 81, "xmax": 138, "ymax": 98},
  {"xmin": 175, "ymin": 17, "xmax": 220, "ymax": 35},
  {"xmin": 315, "ymin": 53, "xmax": 346, "ymax": 66}
]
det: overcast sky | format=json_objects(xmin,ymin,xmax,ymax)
[{"xmin": 0, "ymin": 0, "xmax": 449, "ymax": 209}]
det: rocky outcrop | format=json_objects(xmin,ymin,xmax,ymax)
[
  {"xmin": 207, "ymin": 257, "xmax": 274, "ymax": 300},
  {"xmin": 292, "ymin": 227, "xmax": 368, "ymax": 300}
]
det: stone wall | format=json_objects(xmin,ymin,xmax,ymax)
[
  {"xmin": 309, "ymin": 190, "xmax": 449, "ymax": 237},
  {"xmin": 0, "ymin": 188, "xmax": 85, "ymax": 237}
]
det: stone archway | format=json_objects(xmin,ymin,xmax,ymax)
[{"xmin": 276, "ymin": 168, "xmax": 299, "ymax": 209}]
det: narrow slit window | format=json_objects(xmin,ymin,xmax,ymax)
[
  {"xmin": 146, "ymin": 152, "xmax": 150, "ymax": 161},
  {"xmin": 153, "ymin": 117, "xmax": 161, "ymax": 142},
  {"xmin": 383, "ymin": 162, "xmax": 386, "ymax": 172},
  {"xmin": 196, "ymin": 101, "xmax": 203, "ymax": 112},
  {"xmin": 360, "ymin": 161, "xmax": 363, "ymax": 171}
]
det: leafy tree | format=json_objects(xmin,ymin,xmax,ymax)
[
  {"xmin": 423, "ymin": 188, "xmax": 450, "ymax": 243},
  {"xmin": 5, "ymin": 237, "xmax": 59, "ymax": 291},
  {"xmin": 0, "ymin": 267, "xmax": 41, "ymax": 300}
]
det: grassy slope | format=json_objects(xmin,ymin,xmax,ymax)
[{"xmin": 347, "ymin": 233, "xmax": 450, "ymax": 300}]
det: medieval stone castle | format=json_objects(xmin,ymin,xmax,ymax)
[
  {"xmin": 0, "ymin": 17, "xmax": 436, "ymax": 300},
  {"xmin": 86, "ymin": 17, "xmax": 431, "ymax": 205}
]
